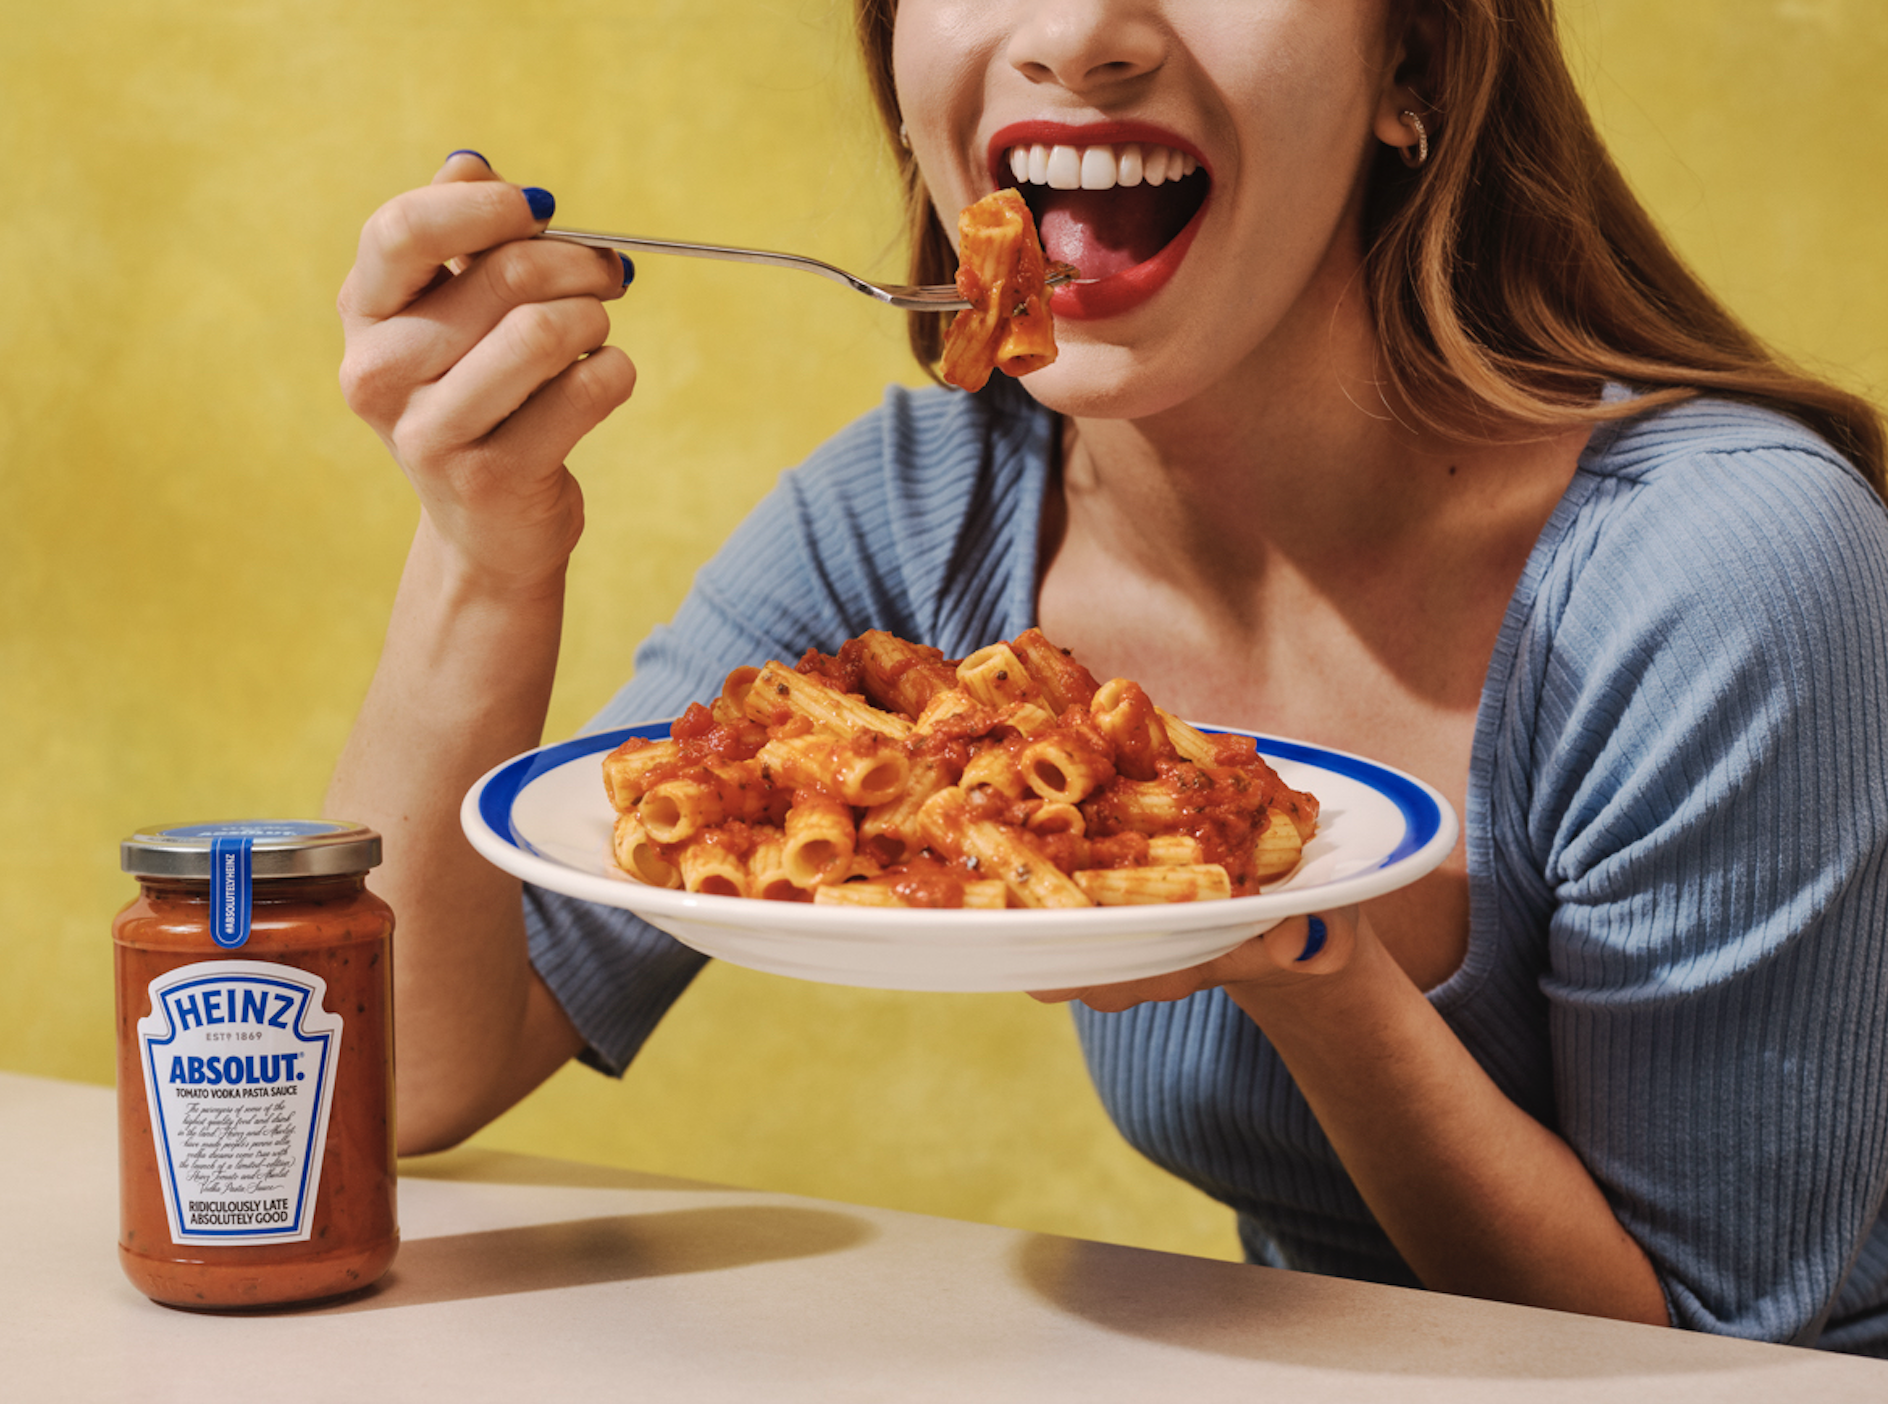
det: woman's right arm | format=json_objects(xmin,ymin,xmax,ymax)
[{"xmin": 326, "ymin": 153, "xmax": 636, "ymax": 1153}]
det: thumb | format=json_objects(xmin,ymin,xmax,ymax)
[{"xmin": 1255, "ymin": 908, "xmax": 1356, "ymax": 976}]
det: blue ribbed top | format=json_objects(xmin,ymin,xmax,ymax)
[{"xmin": 525, "ymin": 378, "xmax": 1888, "ymax": 1351}]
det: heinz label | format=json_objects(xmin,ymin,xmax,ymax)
[{"xmin": 136, "ymin": 960, "xmax": 343, "ymax": 1245}]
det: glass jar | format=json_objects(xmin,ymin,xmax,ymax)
[{"xmin": 114, "ymin": 821, "xmax": 397, "ymax": 1309}]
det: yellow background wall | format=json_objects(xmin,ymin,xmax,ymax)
[{"xmin": 4, "ymin": 0, "xmax": 1882, "ymax": 1263}]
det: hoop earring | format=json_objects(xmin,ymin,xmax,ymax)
[{"xmin": 1399, "ymin": 110, "xmax": 1429, "ymax": 169}]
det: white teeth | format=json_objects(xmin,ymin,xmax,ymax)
[{"xmin": 1005, "ymin": 141, "xmax": 1199, "ymax": 193}]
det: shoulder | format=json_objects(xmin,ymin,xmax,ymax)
[
  {"xmin": 1569, "ymin": 395, "xmax": 1884, "ymax": 560},
  {"xmin": 1494, "ymin": 394, "xmax": 1888, "ymax": 894},
  {"xmin": 1532, "ymin": 396, "xmax": 1887, "ymax": 655},
  {"xmin": 1583, "ymin": 393, "xmax": 1860, "ymax": 481}
]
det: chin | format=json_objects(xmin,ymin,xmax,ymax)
[{"xmin": 1017, "ymin": 335, "xmax": 1218, "ymax": 423}]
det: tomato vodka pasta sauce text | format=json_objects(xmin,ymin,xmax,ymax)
[
  {"xmin": 939, "ymin": 189, "xmax": 1065, "ymax": 393},
  {"xmin": 602, "ymin": 630, "xmax": 1318, "ymax": 909}
]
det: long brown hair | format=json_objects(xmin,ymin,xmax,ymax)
[{"xmin": 852, "ymin": 0, "xmax": 1885, "ymax": 497}]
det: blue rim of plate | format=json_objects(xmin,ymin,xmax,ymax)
[
  {"xmin": 478, "ymin": 721, "xmax": 670, "ymax": 858},
  {"xmin": 475, "ymin": 721, "xmax": 1445, "ymax": 875},
  {"xmin": 1241, "ymin": 735, "xmax": 1441, "ymax": 869}
]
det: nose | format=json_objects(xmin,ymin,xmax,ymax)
[{"xmin": 1006, "ymin": 0, "xmax": 1167, "ymax": 96}]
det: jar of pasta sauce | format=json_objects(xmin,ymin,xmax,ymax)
[{"xmin": 114, "ymin": 821, "xmax": 397, "ymax": 1309}]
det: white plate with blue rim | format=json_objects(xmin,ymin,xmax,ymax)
[{"xmin": 462, "ymin": 722, "xmax": 1458, "ymax": 993}]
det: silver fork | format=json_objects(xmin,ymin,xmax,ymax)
[{"xmin": 539, "ymin": 226, "xmax": 1077, "ymax": 312}]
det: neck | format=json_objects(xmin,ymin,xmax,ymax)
[{"xmin": 1057, "ymin": 280, "xmax": 1447, "ymax": 603}]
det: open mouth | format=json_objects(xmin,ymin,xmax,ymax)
[{"xmin": 1000, "ymin": 139, "xmax": 1211, "ymax": 283}]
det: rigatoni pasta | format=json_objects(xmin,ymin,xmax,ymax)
[
  {"xmin": 939, "ymin": 189, "xmax": 1062, "ymax": 393},
  {"xmin": 601, "ymin": 628, "xmax": 1319, "ymax": 909}
]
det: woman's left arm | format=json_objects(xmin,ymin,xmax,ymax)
[
  {"xmin": 1042, "ymin": 910, "xmax": 1672, "ymax": 1323},
  {"xmin": 1241, "ymin": 915, "xmax": 1670, "ymax": 1320}
]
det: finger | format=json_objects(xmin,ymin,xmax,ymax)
[
  {"xmin": 340, "ymin": 237, "xmax": 630, "ymax": 431},
  {"xmin": 391, "ymin": 295, "xmax": 616, "ymax": 460},
  {"xmin": 446, "ymin": 238, "xmax": 634, "ymax": 318},
  {"xmin": 342, "ymin": 241, "xmax": 628, "ymax": 423},
  {"xmin": 423, "ymin": 154, "xmax": 631, "ymax": 297},
  {"xmin": 1031, "ymin": 909, "xmax": 1360, "ymax": 1015},
  {"xmin": 396, "ymin": 349, "xmax": 636, "ymax": 586},
  {"xmin": 1027, "ymin": 988, "xmax": 1081, "ymax": 1004},
  {"xmin": 339, "ymin": 178, "xmax": 556, "ymax": 326},
  {"xmin": 1255, "ymin": 911, "xmax": 1352, "ymax": 975},
  {"xmin": 1027, "ymin": 965, "xmax": 1211, "ymax": 1014},
  {"xmin": 480, "ymin": 345, "xmax": 638, "ymax": 485},
  {"xmin": 1078, "ymin": 969, "xmax": 1207, "ymax": 1013},
  {"xmin": 433, "ymin": 151, "xmax": 507, "ymax": 273},
  {"xmin": 432, "ymin": 149, "xmax": 504, "ymax": 187},
  {"xmin": 405, "ymin": 238, "xmax": 631, "ymax": 382}
]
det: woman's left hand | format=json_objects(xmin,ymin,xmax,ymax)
[{"xmin": 1029, "ymin": 908, "xmax": 1356, "ymax": 1012}]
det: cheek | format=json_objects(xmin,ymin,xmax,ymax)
[
  {"xmin": 1179, "ymin": 4, "xmax": 1394, "ymax": 150},
  {"xmin": 888, "ymin": 9, "xmax": 929, "ymax": 113},
  {"xmin": 890, "ymin": 3, "xmax": 979, "ymax": 137},
  {"xmin": 1203, "ymin": 44, "xmax": 1388, "ymax": 267},
  {"xmin": 892, "ymin": 5, "xmax": 1002, "ymax": 220}
]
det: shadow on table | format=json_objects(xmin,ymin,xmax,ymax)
[
  {"xmin": 1013, "ymin": 1235, "xmax": 1812, "ymax": 1382},
  {"xmin": 398, "ymin": 1145, "xmax": 734, "ymax": 1195},
  {"xmin": 314, "ymin": 1205, "xmax": 876, "ymax": 1313}
]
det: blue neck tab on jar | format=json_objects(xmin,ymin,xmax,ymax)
[{"xmin": 209, "ymin": 837, "xmax": 254, "ymax": 949}]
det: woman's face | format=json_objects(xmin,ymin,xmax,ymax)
[{"xmin": 892, "ymin": 0, "xmax": 1414, "ymax": 420}]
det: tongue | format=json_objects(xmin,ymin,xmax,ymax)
[{"xmin": 1031, "ymin": 184, "xmax": 1196, "ymax": 280}]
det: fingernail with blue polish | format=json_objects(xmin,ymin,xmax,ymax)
[
  {"xmin": 447, "ymin": 149, "xmax": 489, "ymax": 166},
  {"xmin": 1296, "ymin": 915, "xmax": 1327, "ymax": 963},
  {"xmin": 522, "ymin": 186, "xmax": 556, "ymax": 222},
  {"xmin": 620, "ymin": 254, "xmax": 636, "ymax": 286}
]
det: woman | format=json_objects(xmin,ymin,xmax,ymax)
[{"xmin": 330, "ymin": 0, "xmax": 1888, "ymax": 1349}]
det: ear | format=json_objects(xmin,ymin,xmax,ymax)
[{"xmin": 1372, "ymin": 1, "xmax": 1441, "ymax": 149}]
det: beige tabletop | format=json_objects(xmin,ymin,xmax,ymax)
[{"xmin": 5, "ymin": 1070, "xmax": 1883, "ymax": 1402}]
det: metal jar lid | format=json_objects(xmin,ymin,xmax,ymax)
[{"xmin": 121, "ymin": 821, "xmax": 382, "ymax": 880}]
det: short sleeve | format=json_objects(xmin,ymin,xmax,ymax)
[{"xmin": 1514, "ymin": 422, "xmax": 1888, "ymax": 1342}]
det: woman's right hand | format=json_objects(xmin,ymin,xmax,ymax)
[{"xmin": 336, "ymin": 151, "xmax": 636, "ymax": 593}]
